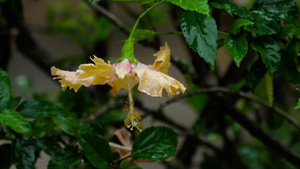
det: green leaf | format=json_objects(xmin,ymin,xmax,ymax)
[
  {"xmin": 76, "ymin": 129, "xmax": 113, "ymax": 168},
  {"xmin": 254, "ymin": 72, "xmax": 273, "ymax": 106},
  {"xmin": 120, "ymin": 39, "xmax": 138, "ymax": 64},
  {"xmin": 251, "ymin": 0, "xmax": 299, "ymax": 22},
  {"xmin": 99, "ymin": 109, "xmax": 127, "ymax": 124},
  {"xmin": 295, "ymin": 97, "xmax": 300, "ymax": 109},
  {"xmin": 248, "ymin": 59, "xmax": 267, "ymax": 92},
  {"xmin": 36, "ymin": 137, "xmax": 81, "ymax": 169},
  {"xmin": 180, "ymin": 11, "xmax": 218, "ymax": 70},
  {"xmin": 278, "ymin": 40, "xmax": 300, "ymax": 84},
  {"xmin": 0, "ymin": 110, "xmax": 32, "ymax": 135},
  {"xmin": 167, "ymin": 0, "xmax": 209, "ymax": 16},
  {"xmin": 17, "ymin": 99, "xmax": 66, "ymax": 118},
  {"xmin": 0, "ymin": 68, "xmax": 11, "ymax": 110},
  {"xmin": 229, "ymin": 18, "xmax": 254, "ymax": 34},
  {"xmin": 280, "ymin": 24, "xmax": 297, "ymax": 40},
  {"xmin": 31, "ymin": 118, "xmax": 57, "ymax": 137},
  {"xmin": 251, "ymin": 36, "xmax": 281, "ymax": 77},
  {"xmin": 0, "ymin": 144, "xmax": 12, "ymax": 169},
  {"xmin": 52, "ymin": 116, "xmax": 88, "ymax": 136},
  {"xmin": 12, "ymin": 136, "xmax": 36, "ymax": 169},
  {"xmin": 132, "ymin": 126, "xmax": 178, "ymax": 161},
  {"xmin": 186, "ymin": 94, "xmax": 209, "ymax": 113},
  {"xmin": 225, "ymin": 36, "xmax": 248, "ymax": 67}
]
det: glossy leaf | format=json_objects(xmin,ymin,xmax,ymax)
[
  {"xmin": 0, "ymin": 110, "xmax": 32, "ymax": 135},
  {"xmin": 251, "ymin": 0, "xmax": 299, "ymax": 22},
  {"xmin": 251, "ymin": 36, "xmax": 281, "ymax": 77},
  {"xmin": 180, "ymin": 11, "xmax": 218, "ymax": 70},
  {"xmin": 0, "ymin": 68, "xmax": 11, "ymax": 110},
  {"xmin": 52, "ymin": 116, "xmax": 89, "ymax": 136},
  {"xmin": 76, "ymin": 129, "xmax": 113, "ymax": 168},
  {"xmin": 132, "ymin": 126, "xmax": 178, "ymax": 161},
  {"xmin": 248, "ymin": 59, "xmax": 267, "ymax": 92},
  {"xmin": 0, "ymin": 144, "xmax": 12, "ymax": 169},
  {"xmin": 255, "ymin": 72, "xmax": 273, "ymax": 106},
  {"xmin": 225, "ymin": 36, "xmax": 248, "ymax": 67},
  {"xmin": 229, "ymin": 18, "xmax": 254, "ymax": 35},
  {"xmin": 167, "ymin": 0, "xmax": 209, "ymax": 16},
  {"xmin": 17, "ymin": 99, "xmax": 66, "ymax": 118},
  {"xmin": 12, "ymin": 136, "xmax": 36, "ymax": 169}
]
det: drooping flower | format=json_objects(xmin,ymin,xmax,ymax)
[{"xmin": 51, "ymin": 43, "xmax": 186, "ymax": 131}]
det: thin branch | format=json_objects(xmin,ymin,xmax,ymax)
[{"xmin": 158, "ymin": 87, "xmax": 300, "ymax": 132}]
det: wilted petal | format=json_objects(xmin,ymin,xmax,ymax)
[
  {"xmin": 114, "ymin": 59, "xmax": 132, "ymax": 79},
  {"xmin": 77, "ymin": 56, "xmax": 115, "ymax": 85},
  {"xmin": 51, "ymin": 67, "xmax": 94, "ymax": 92},
  {"xmin": 108, "ymin": 75, "xmax": 138, "ymax": 96},
  {"xmin": 134, "ymin": 68, "xmax": 186, "ymax": 97},
  {"xmin": 151, "ymin": 42, "xmax": 171, "ymax": 74}
]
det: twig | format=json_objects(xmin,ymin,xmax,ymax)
[{"xmin": 158, "ymin": 87, "xmax": 300, "ymax": 132}]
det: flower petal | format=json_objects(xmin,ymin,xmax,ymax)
[
  {"xmin": 134, "ymin": 68, "xmax": 186, "ymax": 97},
  {"xmin": 151, "ymin": 42, "xmax": 171, "ymax": 74},
  {"xmin": 108, "ymin": 75, "xmax": 138, "ymax": 96},
  {"xmin": 51, "ymin": 67, "xmax": 94, "ymax": 92},
  {"xmin": 77, "ymin": 56, "xmax": 116, "ymax": 85}
]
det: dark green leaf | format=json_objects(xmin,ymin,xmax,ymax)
[
  {"xmin": 278, "ymin": 40, "xmax": 300, "ymax": 84},
  {"xmin": 132, "ymin": 126, "xmax": 178, "ymax": 161},
  {"xmin": 31, "ymin": 118, "xmax": 57, "ymax": 137},
  {"xmin": 167, "ymin": 0, "xmax": 209, "ymax": 16},
  {"xmin": 229, "ymin": 18, "xmax": 254, "ymax": 35},
  {"xmin": 251, "ymin": 0, "xmax": 299, "ymax": 22},
  {"xmin": 280, "ymin": 24, "xmax": 297, "ymax": 40},
  {"xmin": 225, "ymin": 36, "xmax": 248, "ymax": 67},
  {"xmin": 120, "ymin": 39, "xmax": 138, "ymax": 64},
  {"xmin": 251, "ymin": 36, "xmax": 281, "ymax": 77},
  {"xmin": 186, "ymin": 94, "xmax": 209, "ymax": 113},
  {"xmin": 36, "ymin": 137, "xmax": 81, "ymax": 169},
  {"xmin": 99, "ymin": 109, "xmax": 127, "ymax": 124},
  {"xmin": 17, "ymin": 99, "xmax": 66, "ymax": 118},
  {"xmin": 248, "ymin": 59, "xmax": 267, "ymax": 92},
  {"xmin": 0, "ymin": 110, "xmax": 32, "ymax": 135},
  {"xmin": 255, "ymin": 72, "xmax": 273, "ymax": 106},
  {"xmin": 0, "ymin": 144, "xmax": 12, "ymax": 169},
  {"xmin": 211, "ymin": 0, "xmax": 280, "ymax": 35},
  {"xmin": 12, "ymin": 136, "xmax": 36, "ymax": 169},
  {"xmin": 180, "ymin": 11, "xmax": 218, "ymax": 70},
  {"xmin": 76, "ymin": 129, "xmax": 113, "ymax": 168},
  {"xmin": 0, "ymin": 68, "xmax": 11, "ymax": 110}
]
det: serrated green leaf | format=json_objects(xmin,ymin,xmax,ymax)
[
  {"xmin": 255, "ymin": 72, "xmax": 273, "ymax": 106},
  {"xmin": 295, "ymin": 97, "xmax": 300, "ymax": 109},
  {"xmin": 0, "ymin": 68, "xmax": 11, "ymax": 110},
  {"xmin": 167, "ymin": 0, "xmax": 209, "ymax": 16},
  {"xmin": 278, "ymin": 40, "xmax": 300, "ymax": 84},
  {"xmin": 120, "ymin": 39, "xmax": 138, "ymax": 64},
  {"xmin": 251, "ymin": 37, "xmax": 281, "ymax": 77},
  {"xmin": 229, "ymin": 18, "xmax": 254, "ymax": 34},
  {"xmin": 0, "ymin": 110, "xmax": 32, "ymax": 135},
  {"xmin": 17, "ymin": 99, "xmax": 66, "ymax": 118},
  {"xmin": 211, "ymin": 0, "xmax": 280, "ymax": 35},
  {"xmin": 76, "ymin": 129, "xmax": 113, "ymax": 168},
  {"xmin": 251, "ymin": 0, "xmax": 299, "ymax": 22},
  {"xmin": 180, "ymin": 11, "xmax": 218, "ymax": 70},
  {"xmin": 0, "ymin": 144, "xmax": 12, "ymax": 169},
  {"xmin": 248, "ymin": 59, "xmax": 267, "ymax": 92},
  {"xmin": 12, "ymin": 136, "xmax": 35, "ymax": 169},
  {"xmin": 132, "ymin": 126, "xmax": 178, "ymax": 161},
  {"xmin": 52, "ymin": 116, "xmax": 88, "ymax": 136},
  {"xmin": 225, "ymin": 36, "xmax": 248, "ymax": 67}
]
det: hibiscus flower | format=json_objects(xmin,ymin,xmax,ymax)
[{"xmin": 51, "ymin": 43, "xmax": 186, "ymax": 131}]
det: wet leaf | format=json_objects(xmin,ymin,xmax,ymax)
[
  {"xmin": 0, "ymin": 110, "xmax": 32, "ymax": 135},
  {"xmin": 167, "ymin": 0, "xmax": 209, "ymax": 16},
  {"xmin": 225, "ymin": 36, "xmax": 248, "ymax": 67}
]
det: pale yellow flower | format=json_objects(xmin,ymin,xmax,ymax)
[{"xmin": 51, "ymin": 43, "xmax": 186, "ymax": 131}]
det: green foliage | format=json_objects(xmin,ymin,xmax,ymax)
[
  {"xmin": 225, "ymin": 36, "xmax": 248, "ymax": 67},
  {"xmin": 0, "ymin": 110, "xmax": 32, "ymax": 135},
  {"xmin": 180, "ymin": 11, "xmax": 218, "ymax": 70},
  {"xmin": 132, "ymin": 126, "xmax": 178, "ymax": 161},
  {"xmin": 166, "ymin": 0, "xmax": 210, "ymax": 16},
  {"xmin": 12, "ymin": 136, "xmax": 36, "ymax": 169}
]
